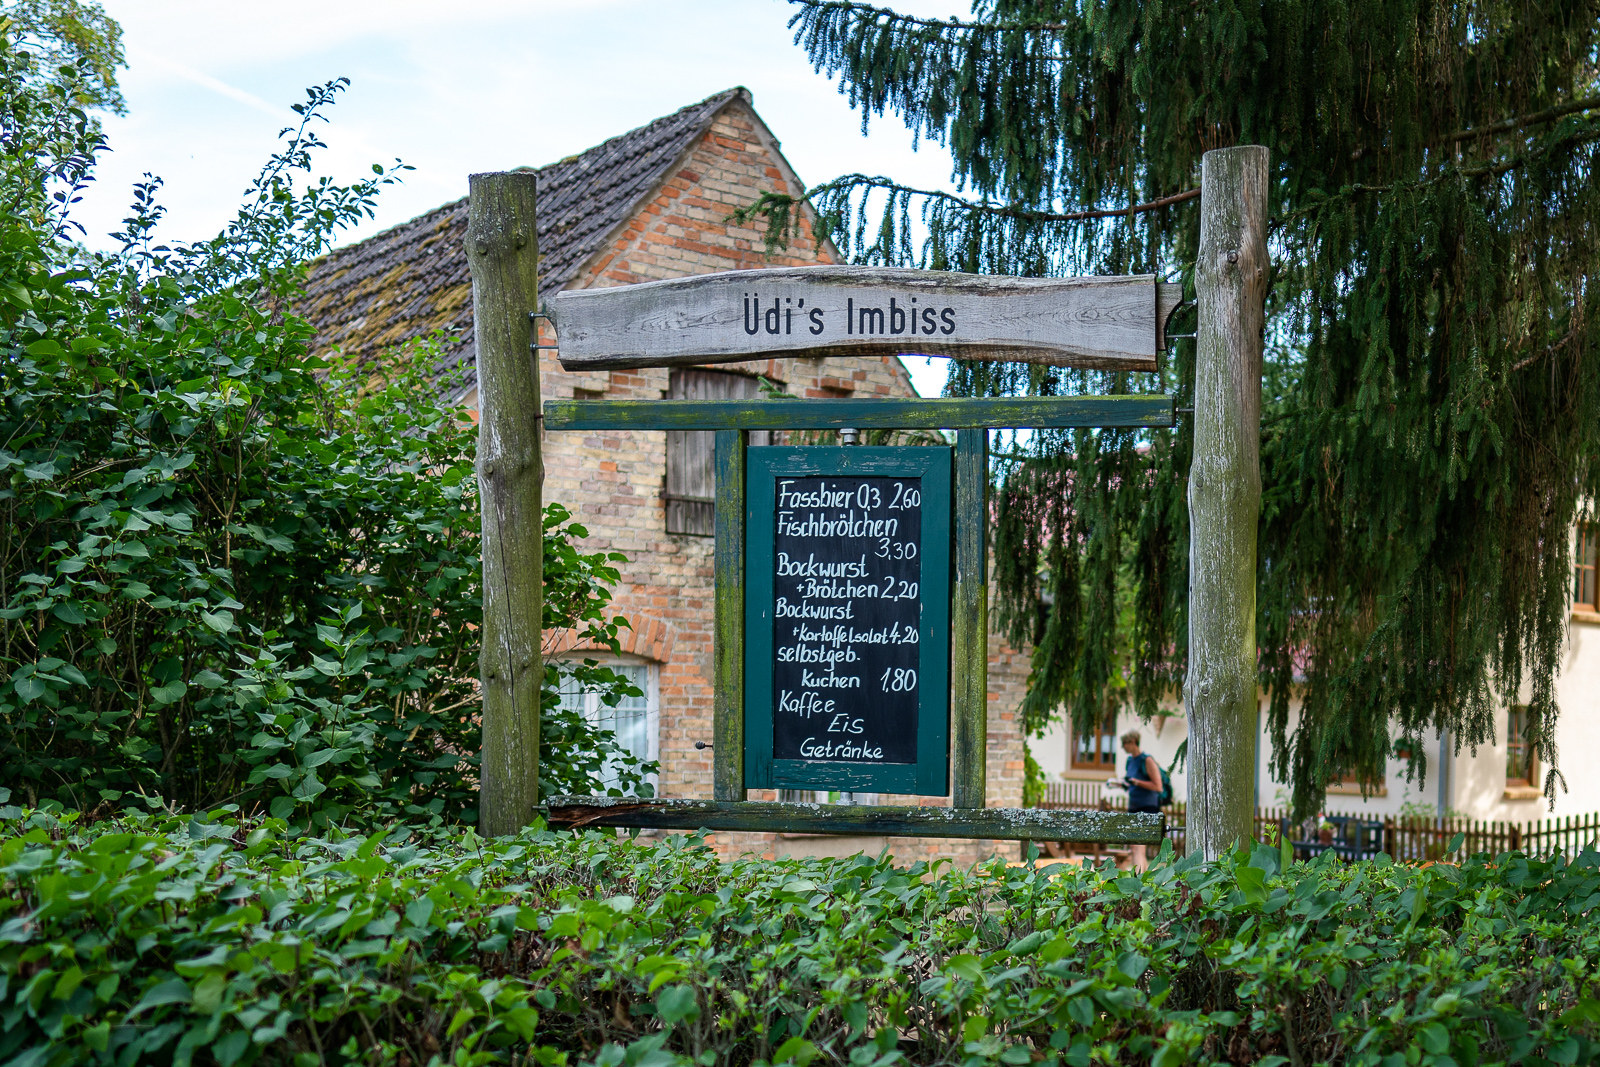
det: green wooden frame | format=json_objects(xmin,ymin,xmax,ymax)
[
  {"xmin": 744, "ymin": 446, "xmax": 951, "ymax": 795},
  {"xmin": 546, "ymin": 395, "xmax": 1174, "ymax": 431},
  {"xmin": 541, "ymin": 394, "xmax": 1175, "ymax": 843},
  {"xmin": 544, "ymin": 796, "xmax": 1165, "ymax": 844}
]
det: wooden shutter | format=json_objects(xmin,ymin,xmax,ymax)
[{"xmin": 664, "ymin": 370, "xmax": 770, "ymax": 536}]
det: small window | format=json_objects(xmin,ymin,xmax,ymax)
[
  {"xmin": 664, "ymin": 369, "xmax": 770, "ymax": 536},
  {"xmin": 1326, "ymin": 767, "xmax": 1386, "ymax": 795},
  {"xmin": 1576, "ymin": 525, "xmax": 1599, "ymax": 612},
  {"xmin": 1506, "ymin": 704, "xmax": 1538, "ymax": 788},
  {"xmin": 556, "ymin": 660, "xmax": 658, "ymax": 794},
  {"xmin": 1070, "ymin": 714, "xmax": 1118, "ymax": 772}
]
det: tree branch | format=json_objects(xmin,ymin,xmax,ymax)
[
  {"xmin": 1443, "ymin": 95, "xmax": 1600, "ymax": 145},
  {"xmin": 788, "ymin": 0, "xmax": 1069, "ymax": 34},
  {"xmin": 805, "ymin": 174, "xmax": 1198, "ymax": 223},
  {"xmin": 1511, "ymin": 324, "xmax": 1581, "ymax": 373}
]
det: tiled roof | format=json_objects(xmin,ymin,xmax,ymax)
[{"xmin": 296, "ymin": 87, "xmax": 749, "ymax": 400}]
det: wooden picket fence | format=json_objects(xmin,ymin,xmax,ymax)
[{"xmin": 1037, "ymin": 782, "xmax": 1600, "ymax": 861}]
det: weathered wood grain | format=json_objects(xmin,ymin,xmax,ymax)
[
  {"xmin": 470, "ymin": 172, "xmax": 543, "ymax": 836},
  {"xmin": 542, "ymin": 796, "xmax": 1166, "ymax": 843},
  {"xmin": 952, "ymin": 429, "xmax": 988, "ymax": 808},
  {"xmin": 712, "ymin": 430, "xmax": 746, "ymax": 801},
  {"xmin": 1186, "ymin": 146, "xmax": 1270, "ymax": 861},
  {"xmin": 545, "ymin": 395, "xmax": 1175, "ymax": 431},
  {"xmin": 552, "ymin": 266, "xmax": 1174, "ymax": 371}
]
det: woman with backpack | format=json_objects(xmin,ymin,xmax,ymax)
[{"xmin": 1114, "ymin": 730, "xmax": 1163, "ymax": 871}]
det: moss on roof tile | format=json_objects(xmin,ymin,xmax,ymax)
[{"xmin": 297, "ymin": 87, "xmax": 748, "ymax": 400}]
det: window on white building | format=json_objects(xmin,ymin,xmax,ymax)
[
  {"xmin": 1070, "ymin": 713, "xmax": 1119, "ymax": 772},
  {"xmin": 556, "ymin": 659, "xmax": 658, "ymax": 794},
  {"xmin": 1506, "ymin": 704, "xmax": 1538, "ymax": 789},
  {"xmin": 1576, "ymin": 524, "xmax": 1598, "ymax": 612}
]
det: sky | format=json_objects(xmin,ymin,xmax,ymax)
[{"xmin": 84, "ymin": 0, "xmax": 976, "ymax": 396}]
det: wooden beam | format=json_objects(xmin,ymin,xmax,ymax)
[
  {"xmin": 542, "ymin": 796, "xmax": 1165, "ymax": 844},
  {"xmin": 1186, "ymin": 146, "xmax": 1270, "ymax": 861},
  {"xmin": 951, "ymin": 428, "xmax": 988, "ymax": 808},
  {"xmin": 545, "ymin": 395, "xmax": 1175, "ymax": 432},
  {"xmin": 551, "ymin": 266, "xmax": 1177, "ymax": 371},
  {"xmin": 712, "ymin": 430, "xmax": 746, "ymax": 801},
  {"xmin": 469, "ymin": 172, "xmax": 544, "ymax": 836}
]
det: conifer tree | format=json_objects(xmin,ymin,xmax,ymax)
[{"xmin": 763, "ymin": 0, "xmax": 1600, "ymax": 814}]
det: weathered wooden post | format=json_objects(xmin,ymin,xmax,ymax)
[
  {"xmin": 1186, "ymin": 145, "xmax": 1269, "ymax": 860},
  {"xmin": 468, "ymin": 172, "xmax": 543, "ymax": 836}
]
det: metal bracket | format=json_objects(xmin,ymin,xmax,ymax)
[{"xmin": 529, "ymin": 311, "xmax": 559, "ymax": 351}]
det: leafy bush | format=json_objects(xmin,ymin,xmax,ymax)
[
  {"xmin": 3, "ymin": 803, "xmax": 1599, "ymax": 1066},
  {"xmin": 0, "ymin": 27, "xmax": 649, "ymax": 826}
]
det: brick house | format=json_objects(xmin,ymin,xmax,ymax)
[{"xmin": 299, "ymin": 88, "xmax": 1031, "ymax": 863}]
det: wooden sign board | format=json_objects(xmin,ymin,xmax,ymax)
[
  {"xmin": 743, "ymin": 446, "xmax": 950, "ymax": 795},
  {"xmin": 553, "ymin": 266, "xmax": 1183, "ymax": 372}
]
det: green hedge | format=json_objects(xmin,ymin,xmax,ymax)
[{"xmin": 2, "ymin": 804, "xmax": 1599, "ymax": 1067}]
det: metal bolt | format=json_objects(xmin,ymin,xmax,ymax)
[
  {"xmin": 1226, "ymin": 249, "xmax": 1239, "ymax": 264},
  {"xmin": 694, "ymin": 741, "xmax": 713, "ymax": 750}
]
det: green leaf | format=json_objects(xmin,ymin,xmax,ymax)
[
  {"xmin": 1151, "ymin": 1043, "xmax": 1187, "ymax": 1067},
  {"xmin": 406, "ymin": 897, "xmax": 435, "ymax": 928},
  {"xmin": 1234, "ymin": 865, "xmax": 1268, "ymax": 905},
  {"xmin": 149, "ymin": 680, "xmax": 188, "ymax": 705},
  {"xmin": 51, "ymin": 601, "xmax": 88, "ymax": 625},
  {"xmin": 655, "ymin": 984, "xmax": 699, "ymax": 1025},
  {"xmin": 127, "ymin": 977, "xmax": 193, "ymax": 1017},
  {"xmin": 1418, "ymin": 1024, "xmax": 1449, "ymax": 1055},
  {"xmin": 1007, "ymin": 930, "xmax": 1048, "ymax": 956},
  {"xmin": 772, "ymin": 1037, "xmax": 818, "ymax": 1066},
  {"xmin": 199, "ymin": 610, "xmax": 234, "ymax": 633},
  {"xmin": 1558, "ymin": 999, "xmax": 1600, "ymax": 1026},
  {"xmin": 213, "ymin": 1030, "xmax": 250, "ymax": 1067},
  {"xmin": 1, "ymin": 1046, "xmax": 53, "ymax": 1067},
  {"xmin": 946, "ymin": 953, "xmax": 984, "ymax": 982},
  {"xmin": 1117, "ymin": 951, "xmax": 1149, "ymax": 981}
]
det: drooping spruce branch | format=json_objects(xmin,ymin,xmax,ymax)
[
  {"xmin": 734, "ymin": 176, "xmax": 1196, "ymax": 265},
  {"xmin": 781, "ymin": 0, "xmax": 1600, "ymax": 816}
]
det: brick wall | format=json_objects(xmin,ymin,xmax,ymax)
[{"xmin": 531, "ymin": 102, "xmax": 1029, "ymax": 864}]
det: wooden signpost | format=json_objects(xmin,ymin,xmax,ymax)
[
  {"xmin": 470, "ymin": 146, "xmax": 1268, "ymax": 855},
  {"xmin": 554, "ymin": 266, "xmax": 1183, "ymax": 371}
]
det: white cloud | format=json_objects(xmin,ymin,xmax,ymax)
[
  {"xmin": 83, "ymin": 0, "xmax": 970, "ymax": 395},
  {"xmin": 85, "ymin": 0, "xmax": 967, "ymax": 265}
]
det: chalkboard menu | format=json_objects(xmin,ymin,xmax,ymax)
[{"xmin": 745, "ymin": 447, "xmax": 951, "ymax": 795}]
